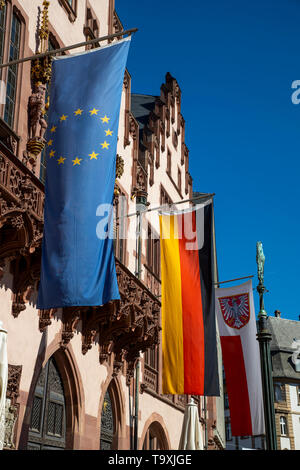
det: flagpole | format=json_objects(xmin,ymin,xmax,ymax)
[
  {"xmin": 117, "ymin": 192, "xmax": 215, "ymax": 221},
  {"xmin": 255, "ymin": 242, "xmax": 277, "ymax": 450},
  {"xmin": 214, "ymin": 275, "xmax": 254, "ymax": 285},
  {"xmin": 0, "ymin": 28, "xmax": 138, "ymax": 69}
]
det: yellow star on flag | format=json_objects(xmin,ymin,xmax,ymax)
[
  {"xmin": 74, "ymin": 108, "xmax": 83, "ymax": 116},
  {"xmin": 89, "ymin": 151, "xmax": 99, "ymax": 160},
  {"xmin": 90, "ymin": 108, "xmax": 99, "ymax": 116},
  {"xmin": 105, "ymin": 129, "xmax": 113, "ymax": 136},
  {"xmin": 101, "ymin": 115, "xmax": 110, "ymax": 123},
  {"xmin": 50, "ymin": 126, "xmax": 57, "ymax": 133},
  {"xmin": 49, "ymin": 150, "xmax": 56, "ymax": 158},
  {"xmin": 48, "ymin": 139, "xmax": 53, "ymax": 146},
  {"xmin": 72, "ymin": 157, "xmax": 82, "ymax": 166},
  {"xmin": 101, "ymin": 141, "xmax": 110, "ymax": 149},
  {"xmin": 57, "ymin": 157, "xmax": 66, "ymax": 165},
  {"xmin": 60, "ymin": 114, "xmax": 68, "ymax": 121}
]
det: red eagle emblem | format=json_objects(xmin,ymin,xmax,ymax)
[{"xmin": 218, "ymin": 293, "xmax": 250, "ymax": 329}]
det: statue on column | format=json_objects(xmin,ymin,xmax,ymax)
[
  {"xmin": 28, "ymin": 81, "xmax": 47, "ymax": 140},
  {"xmin": 256, "ymin": 241, "xmax": 265, "ymax": 285}
]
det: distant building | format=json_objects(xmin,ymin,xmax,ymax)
[
  {"xmin": 224, "ymin": 311, "xmax": 300, "ymax": 450},
  {"xmin": 268, "ymin": 312, "xmax": 300, "ymax": 450}
]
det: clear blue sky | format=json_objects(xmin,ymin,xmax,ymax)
[{"xmin": 117, "ymin": 0, "xmax": 300, "ymax": 321}]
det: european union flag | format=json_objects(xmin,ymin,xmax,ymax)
[{"xmin": 37, "ymin": 38, "xmax": 131, "ymax": 309}]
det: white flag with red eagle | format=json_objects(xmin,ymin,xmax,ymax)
[{"xmin": 215, "ymin": 280, "xmax": 265, "ymax": 436}]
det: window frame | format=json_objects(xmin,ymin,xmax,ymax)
[
  {"xmin": 146, "ymin": 223, "xmax": 160, "ymax": 279},
  {"xmin": 274, "ymin": 383, "xmax": 285, "ymax": 403},
  {"xmin": 58, "ymin": 0, "xmax": 77, "ymax": 22},
  {"xmin": 113, "ymin": 188, "xmax": 127, "ymax": 265},
  {"xmin": 3, "ymin": 8, "xmax": 22, "ymax": 130},
  {"xmin": 279, "ymin": 416, "xmax": 288, "ymax": 436},
  {"xmin": 0, "ymin": 2, "xmax": 7, "ymax": 69}
]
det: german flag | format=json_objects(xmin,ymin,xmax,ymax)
[{"xmin": 159, "ymin": 202, "xmax": 219, "ymax": 396}]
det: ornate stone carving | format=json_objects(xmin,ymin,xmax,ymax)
[
  {"xmin": 3, "ymin": 135, "xmax": 17, "ymax": 155},
  {"xmin": 3, "ymin": 365, "xmax": 22, "ymax": 450},
  {"xmin": 116, "ymin": 154, "xmax": 124, "ymax": 179},
  {"xmin": 6, "ymin": 365, "xmax": 22, "ymax": 403},
  {"xmin": 99, "ymin": 340, "xmax": 113, "ymax": 364},
  {"xmin": 38, "ymin": 308, "xmax": 57, "ymax": 332},
  {"xmin": 3, "ymin": 399, "xmax": 18, "ymax": 450},
  {"xmin": 61, "ymin": 307, "xmax": 81, "ymax": 349},
  {"xmin": 27, "ymin": 0, "xmax": 51, "ymax": 163},
  {"xmin": 0, "ymin": 152, "xmax": 44, "ymax": 221},
  {"xmin": 27, "ymin": 83, "xmax": 48, "ymax": 159},
  {"xmin": 28, "ymin": 83, "xmax": 48, "ymax": 141},
  {"xmin": 112, "ymin": 351, "xmax": 124, "ymax": 377}
]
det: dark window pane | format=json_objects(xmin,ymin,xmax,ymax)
[
  {"xmin": 30, "ymin": 396, "xmax": 42, "ymax": 432},
  {"xmin": 4, "ymin": 14, "xmax": 21, "ymax": 128}
]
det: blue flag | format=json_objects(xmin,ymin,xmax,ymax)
[{"xmin": 37, "ymin": 38, "xmax": 130, "ymax": 309}]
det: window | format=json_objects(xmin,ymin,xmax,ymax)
[
  {"xmin": 114, "ymin": 190, "xmax": 127, "ymax": 264},
  {"xmin": 27, "ymin": 357, "xmax": 66, "ymax": 450},
  {"xmin": 100, "ymin": 390, "xmax": 115, "ymax": 450},
  {"xmin": 274, "ymin": 383, "xmax": 285, "ymax": 402},
  {"xmin": 142, "ymin": 423, "xmax": 167, "ymax": 450},
  {"xmin": 280, "ymin": 416, "xmax": 288, "ymax": 436},
  {"xmin": 4, "ymin": 12, "xmax": 21, "ymax": 128},
  {"xmin": 144, "ymin": 346, "xmax": 159, "ymax": 371},
  {"xmin": 146, "ymin": 224, "xmax": 160, "ymax": 278},
  {"xmin": 0, "ymin": 3, "xmax": 6, "ymax": 66},
  {"xmin": 178, "ymin": 168, "xmax": 182, "ymax": 194},
  {"xmin": 225, "ymin": 419, "xmax": 232, "ymax": 441},
  {"xmin": 84, "ymin": 7, "xmax": 99, "ymax": 49},
  {"xmin": 224, "ymin": 393, "xmax": 229, "ymax": 409},
  {"xmin": 59, "ymin": 0, "xmax": 77, "ymax": 22},
  {"xmin": 160, "ymin": 186, "xmax": 172, "ymax": 207},
  {"xmin": 167, "ymin": 148, "xmax": 171, "ymax": 175},
  {"xmin": 172, "ymin": 129, "xmax": 178, "ymax": 148}
]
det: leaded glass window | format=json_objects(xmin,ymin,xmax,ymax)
[
  {"xmin": 4, "ymin": 13, "xmax": 21, "ymax": 128},
  {"xmin": 100, "ymin": 390, "xmax": 114, "ymax": 450},
  {"xmin": 0, "ymin": 3, "xmax": 6, "ymax": 66},
  {"xmin": 27, "ymin": 357, "xmax": 66, "ymax": 450}
]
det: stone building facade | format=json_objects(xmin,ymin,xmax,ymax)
[
  {"xmin": 0, "ymin": 0, "xmax": 225, "ymax": 450},
  {"xmin": 224, "ymin": 312, "xmax": 300, "ymax": 450},
  {"xmin": 268, "ymin": 313, "xmax": 300, "ymax": 450}
]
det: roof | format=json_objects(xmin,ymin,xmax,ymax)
[
  {"xmin": 267, "ymin": 316, "xmax": 300, "ymax": 380},
  {"xmin": 131, "ymin": 94, "xmax": 157, "ymax": 132}
]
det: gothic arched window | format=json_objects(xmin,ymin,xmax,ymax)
[
  {"xmin": 27, "ymin": 357, "xmax": 66, "ymax": 450},
  {"xmin": 142, "ymin": 422, "xmax": 168, "ymax": 450},
  {"xmin": 100, "ymin": 390, "xmax": 115, "ymax": 450}
]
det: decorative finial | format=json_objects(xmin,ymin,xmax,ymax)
[
  {"xmin": 39, "ymin": 1, "xmax": 50, "ymax": 53},
  {"xmin": 31, "ymin": 0, "xmax": 52, "ymax": 84},
  {"xmin": 26, "ymin": 1, "xmax": 52, "ymax": 165}
]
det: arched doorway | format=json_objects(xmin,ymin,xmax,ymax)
[
  {"xmin": 27, "ymin": 357, "xmax": 66, "ymax": 450},
  {"xmin": 100, "ymin": 389, "xmax": 115, "ymax": 450}
]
